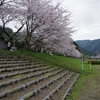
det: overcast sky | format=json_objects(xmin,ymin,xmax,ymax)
[{"xmin": 53, "ymin": 0, "xmax": 100, "ymax": 40}]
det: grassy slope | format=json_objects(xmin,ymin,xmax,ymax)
[
  {"xmin": 0, "ymin": 49, "xmax": 100, "ymax": 100},
  {"xmin": 16, "ymin": 49, "xmax": 82, "ymax": 73}
]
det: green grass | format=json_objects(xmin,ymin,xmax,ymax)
[
  {"xmin": 12, "ymin": 49, "xmax": 82, "ymax": 73},
  {"xmin": 66, "ymin": 63, "xmax": 100, "ymax": 100},
  {"xmin": 11, "ymin": 75, "xmax": 23, "ymax": 79},
  {"xmin": 65, "ymin": 74, "xmax": 86, "ymax": 100},
  {"xmin": 0, "ymin": 49, "xmax": 100, "ymax": 100}
]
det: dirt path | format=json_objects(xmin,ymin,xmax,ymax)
[{"xmin": 78, "ymin": 75, "xmax": 100, "ymax": 100}]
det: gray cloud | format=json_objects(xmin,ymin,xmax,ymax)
[{"xmin": 54, "ymin": 0, "xmax": 100, "ymax": 40}]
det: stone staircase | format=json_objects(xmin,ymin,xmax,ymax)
[{"xmin": 0, "ymin": 53, "xmax": 79, "ymax": 100}]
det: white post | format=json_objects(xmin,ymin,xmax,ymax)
[
  {"xmin": 82, "ymin": 54, "xmax": 84, "ymax": 70},
  {"xmin": 90, "ymin": 62, "xmax": 91, "ymax": 69},
  {"xmin": 82, "ymin": 61, "xmax": 84, "ymax": 70}
]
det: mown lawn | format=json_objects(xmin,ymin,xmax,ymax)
[{"xmin": 0, "ymin": 49, "xmax": 100, "ymax": 100}]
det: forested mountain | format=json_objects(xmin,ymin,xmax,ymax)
[{"xmin": 76, "ymin": 39, "xmax": 100, "ymax": 55}]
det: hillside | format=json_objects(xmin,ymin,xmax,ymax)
[
  {"xmin": 0, "ymin": 50, "xmax": 100, "ymax": 100},
  {"xmin": 76, "ymin": 39, "xmax": 100, "ymax": 55},
  {"xmin": 0, "ymin": 50, "xmax": 80, "ymax": 100}
]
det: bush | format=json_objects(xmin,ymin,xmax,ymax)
[{"xmin": 88, "ymin": 60, "xmax": 100, "ymax": 65}]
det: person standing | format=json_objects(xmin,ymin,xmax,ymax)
[{"xmin": 7, "ymin": 41, "xmax": 11, "ymax": 50}]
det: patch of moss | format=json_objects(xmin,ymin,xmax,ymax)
[{"xmin": 11, "ymin": 75, "xmax": 22, "ymax": 79}]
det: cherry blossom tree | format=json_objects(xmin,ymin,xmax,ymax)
[
  {"xmin": 0, "ymin": 0, "xmax": 25, "ymax": 43},
  {"xmin": 0, "ymin": 0, "xmax": 12, "ymax": 6},
  {"xmin": 0, "ymin": 0, "xmax": 81, "ymax": 57},
  {"xmin": 14, "ymin": 0, "xmax": 54, "ymax": 49},
  {"xmin": 15, "ymin": 0, "xmax": 81, "ymax": 57}
]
